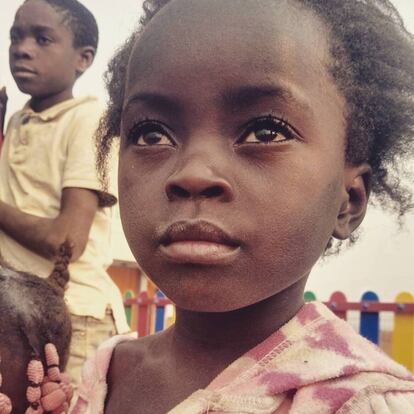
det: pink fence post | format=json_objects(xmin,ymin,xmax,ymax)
[
  {"xmin": 327, "ymin": 291, "xmax": 347, "ymax": 320},
  {"xmin": 137, "ymin": 291, "xmax": 150, "ymax": 337}
]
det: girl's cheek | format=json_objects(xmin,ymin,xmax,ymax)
[{"xmin": 119, "ymin": 153, "xmax": 140, "ymax": 189}]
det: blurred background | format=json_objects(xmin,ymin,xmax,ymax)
[{"xmin": 1, "ymin": 0, "xmax": 413, "ymax": 303}]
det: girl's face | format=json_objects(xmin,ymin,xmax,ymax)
[{"xmin": 119, "ymin": 0, "xmax": 362, "ymax": 312}]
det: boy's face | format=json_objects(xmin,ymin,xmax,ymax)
[
  {"xmin": 119, "ymin": 0, "xmax": 364, "ymax": 312},
  {"xmin": 9, "ymin": 0, "xmax": 82, "ymax": 104}
]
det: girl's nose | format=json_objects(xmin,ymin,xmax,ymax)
[{"xmin": 165, "ymin": 158, "xmax": 234, "ymax": 202}]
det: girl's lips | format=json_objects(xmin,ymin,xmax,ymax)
[
  {"xmin": 160, "ymin": 241, "xmax": 241, "ymax": 265},
  {"xmin": 158, "ymin": 220, "xmax": 241, "ymax": 265}
]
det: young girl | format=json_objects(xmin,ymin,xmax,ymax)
[
  {"xmin": 0, "ymin": 244, "xmax": 73, "ymax": 414},
  {"xmin": 73, "ymin": 0, "xmax": 414, "ymax": 412}
]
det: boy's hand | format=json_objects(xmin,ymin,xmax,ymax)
[
  {"xmin": 0, "ymin": 87, "xmax": 8, "ymax": 141},
  {"xmin": 0, "ymin": 200, "xmax": 68, "ymax": 260},
  {"xmin": 0, "ymin": 188, "xmax": 98, "ymax": 262}
]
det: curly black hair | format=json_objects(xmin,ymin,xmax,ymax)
[
  {"xmin": 97, "ymin": 0, "xmax": 414, "ymax": 218},
  {"xmin": 24, "ymin": 0, "xmax": 99, "ymax": 49},
  {"xmin": 0, "ymin": 245, "xmax": 72, "ymax": 413}
]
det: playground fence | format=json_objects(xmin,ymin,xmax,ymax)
[{"xmin": 123, "ymin": 290, "xmax": 414, "ymax": 372}]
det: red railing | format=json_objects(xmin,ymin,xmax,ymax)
[{"xmin": 124, "ymin": 290, "xmax": 414, "ymax": 372}]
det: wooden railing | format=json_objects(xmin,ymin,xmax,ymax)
[{"xmin": 123, "ymin": 290, "xmax": 414, "ymax": 372}]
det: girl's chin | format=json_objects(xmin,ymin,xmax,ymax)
[{"xmin": 170, "ymin": 293, "xmax": 265, "ymax": 314}]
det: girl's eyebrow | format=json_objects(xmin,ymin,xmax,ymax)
[
  {"xmin": 123, "ymin": 92, "xmax": 182, "ymax": 118},
  {"xmin": 123, "ymin": 85, "xmax": 313, "ymax": 117},
  {"xmin": 222, "ymin": 85, "xmax": 313, "ymax": 115}
]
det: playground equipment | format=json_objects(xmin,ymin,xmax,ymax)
[
  {"xmin": 123, "ymin": 290, "xmax": 414, "ymax": 372},
  {"xmin": 107, "ymin": 263, "xmax": 414, "ymax": 371}
]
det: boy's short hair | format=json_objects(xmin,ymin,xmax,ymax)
[
  {"xmin": 26, "ymin": 0, "xmax": 99, "ymax": 50},
  {"xmin": 96, "ymin": 0, "xmax": 414, "ymax": 220}
]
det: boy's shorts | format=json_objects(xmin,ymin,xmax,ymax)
[{"xmin": 65, "ymin": 307, "xmax": 117, "ymax": 391}]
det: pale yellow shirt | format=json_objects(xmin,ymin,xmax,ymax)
[{"xmin": 0, "ymin": 96, "xmax": 129, "ymax": 334}]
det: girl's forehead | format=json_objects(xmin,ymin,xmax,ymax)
[
  {"xmin": 127, "ymin": 0, "xmax": 331, "ymax": 90},
  {"xmin": 142, "ymin": 0, "xmax": 322, "ymax": 34},
  {"xmin": 125, "ymin": 0, "xmax": 337, "ymax": 115}
]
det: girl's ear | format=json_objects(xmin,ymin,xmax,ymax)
[
  {"xmin": 75, "ymin": 46, "xmax": 96, "ymax": 76},
  {"xmin": 333, "ymin": 163, "xmax": 372, "ymax": 240}
]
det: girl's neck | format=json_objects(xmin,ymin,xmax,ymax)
[{"xmin": 171, "ymin": 276, "xmax": 308, "ymax": 359}]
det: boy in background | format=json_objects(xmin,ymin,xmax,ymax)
[
  {"xmin": 0, "ymin": 0, "xmax": 129, "ymax": 389},
  {"xmin": 0, "ymin": 87, "xmax": 6, "ymax": 150}
]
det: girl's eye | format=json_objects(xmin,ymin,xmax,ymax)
[
  {"xmin": 238, "ymin": 117, "xmax": 295, "ymax": 145},
  {"xmin": 127, "ymin": 121, "xmax": 175, "ymax": 147}
]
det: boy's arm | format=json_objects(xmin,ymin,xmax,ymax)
[
  {"xmin": 0, "ymin": 187, "xmax": 99, "ymax": 261},
  {"xmin": 0, "ymin": 87, "xmax": 7, "ymax": 148}
]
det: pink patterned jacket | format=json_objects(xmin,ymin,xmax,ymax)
[{"xmin": 71, "ymin": 302, "xmax": 414, "ymax": 413}]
